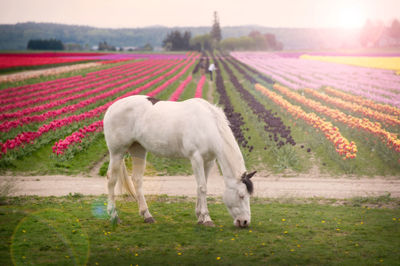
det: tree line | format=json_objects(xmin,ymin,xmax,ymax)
[
  {"xmin": 27, "ymin": 39, "xmax": 64, "ymax": 50},
  {"xmin": 162, "ymin": 11, "xmax": 283, "ymax": 51},
  {"xmin": 360, "ymin": 19, "xmax": 400, "ymax": 47}
]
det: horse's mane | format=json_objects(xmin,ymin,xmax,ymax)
[{"xmin": 204, "ymin": 102, "xmax": 246, "ymax": 177}]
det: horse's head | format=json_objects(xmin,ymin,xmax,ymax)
[{"xmin": 223, "ymin": 171, "xmax": 256, "ymax": 228}]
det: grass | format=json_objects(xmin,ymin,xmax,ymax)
[
  {"xmin": 0, "ymin": 195, "xmax": 399, "ymax": 265},
  {"xmin": 2, "ymin": 136, "xmax": 108, "ymax": 175}
]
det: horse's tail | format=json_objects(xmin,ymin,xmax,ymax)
[{"xmin": 118, "ymin": 160, "xmax": 137, "ymax": 200}]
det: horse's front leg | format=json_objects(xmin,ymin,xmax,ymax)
[{"xmin": 191, "ymin": 153, "xmax": 214, "ymax": 227}]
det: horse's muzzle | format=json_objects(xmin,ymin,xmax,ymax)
[{"xmin": 235, "ymin": 219, "xmax": 249, "ymax": 228}]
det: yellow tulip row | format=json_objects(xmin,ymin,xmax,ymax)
[
  {"xmin": 300, "ymin": 55, "xmax": 400, "ymax": 72},
  {"xmin": 255, "ymin": 84, "xmax": 357, "ymax": 159},
  {"xmin": 304, "ymin": 88, "xmax": 400, "ymax": 127},
  {"xmin": 272, "ymin": 83, "xmax": 400, "ymax": 153}
]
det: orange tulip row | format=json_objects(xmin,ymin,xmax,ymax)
[
  {"xmin": 272, "ymin": 83, "xmax": 400, "ymax": 153},
  {"xmin": 255, "ymin": 84, "xmax": 357, "ymax": 159},
  {"xmin": 304, "ymin": 88, "xmax": 400, "ymax": 127},
  {"xmin": 324, "ymin": 87, "xmax": 400, "ymax": 117}
]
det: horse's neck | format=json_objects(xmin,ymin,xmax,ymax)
[{"xmin": 216, "ymin": 139, "xmax": 246, "ymax": 188}]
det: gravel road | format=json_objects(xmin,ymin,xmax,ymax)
[{"xmin": 3, "ymin": 174, "xmax": 400, "ymax": 199}]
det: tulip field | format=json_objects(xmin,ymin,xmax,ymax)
[{"xmin": 0, "ymin": 51, "xmax": 400, "ymax": 176}]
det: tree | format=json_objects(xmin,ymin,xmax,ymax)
[
  {"xmin": 388, "ymin": 19, "xmax": 400, "ymax": 45},
  {"xmin": 162, "ymin": 30, "xmax": 192, "ymax": 51},
  {"xmin": 98, "ymin": 41, "xmax": 116, "ymax": 51},
  {"xmin": 360, "ymin": 20, "xmax": 384, "ymax": 47},
  {"xmin": 190, "ymin": 34, "xmax": 212, "ymax": 51},
  {"xmin": 210, "ymin": 11, "xmax": 222, "ymax": 43},
  {"xmin": 27, "ymin": 39, "xmax": 64, "ymax": 50},
  {"xmin": 220, "ymin": 31, "xmax": 283, "ymax": 51}
]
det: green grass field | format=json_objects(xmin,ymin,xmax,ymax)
[{"xmin": 0, "ymin": 195, "xmax": 399, "ymax": 265}]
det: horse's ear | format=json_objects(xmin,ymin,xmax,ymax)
[
  {"xmin": 240, "ymin": 172, "xmax": 247, "ymax": 180},
  {"xmin": 241, "ymin": 171, "xmax": 255, "ymax": 195},
  {"xmin": 247, "ymin": 171, "xmax": 257, "ymax": 179}
]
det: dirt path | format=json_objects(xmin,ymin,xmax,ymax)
[{"xmin": 2, "ymin": 172, "xmax": 400, "ymax": 199}]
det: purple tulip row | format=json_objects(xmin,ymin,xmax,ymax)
[
  {"xmin": 231, "ymin": 52, "xmax": 400, "ymax": 108},
  {"xmin": 219, "ymin": 55, "xmax": 295, "ymax": 149},
  {"xmin": 212, "ymin": 55, "xmax": 250, "ymax": 152}
]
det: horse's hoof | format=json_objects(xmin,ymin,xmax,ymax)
[
  {"xmin": 144, "ymin": 217, "xmax": 155, "ymax": 224},
  {"xmin": 199, "ymin": 221, "xmax": 215, "ymax": 227},
  {"xmin": 111, "ymin": 216, "xmax": 121, "ymax": 227},
  {"xmin": 204, "ymin": 221, "xmax": 215, "ymax": 227}
]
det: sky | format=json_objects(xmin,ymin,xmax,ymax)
[{"xmin": 0, "ymin": 0, "xmax": 399, "ymax": 29}]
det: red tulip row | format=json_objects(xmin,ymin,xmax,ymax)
[
  {"xmin": 147, "ymin": 59, "xmax": 196, "ymax": 97},
  {"xmin": 52, "ymin": 120, "xmax": 104, "ymax": 156},
  {"xmin": 0, "ymin": 60, "xmax": 140, "ymax": 100},
  {"xmin": 0, "ymin": 55, "xmax": 95, "ymax": 69},
  {"xmin": 194, "ymin": 75, "xmax": 206, "ymax": 98},
  {"xmin": 0, "ymin": 61, "xmax": 177, "ymax": 132},
  {"xmin": 52, "ymin": 58, "xmax": 197, "ymax": 156},
  {"xmin": 255, "ymin": 84, "xmax": 357, "ymax": 159},
  {"xmin": 273, "ymin": 83, "xmax": 400, "ymax": 153},
  {"xmin": 169, "ymin": 75, "xmax": 193, "ymax": 101},
  {"xmin": 0, "ymin": 60, "xmax": 159, "ymax": 113},
  {"xmin": 1, "ymin": 56, "xmax": 197, "ymax": 158},
  {"xmin": 304, "ymin": 88, "xmax": 400, "ymax": 127}
]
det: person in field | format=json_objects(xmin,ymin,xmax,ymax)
[{"xmin": 208, "ymin": 63, "xmax": 216, "ymax": 81}]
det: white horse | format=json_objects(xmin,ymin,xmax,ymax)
[{"xmin": 103, "ymin": 95, "xmax": 256, "ymax": 228}]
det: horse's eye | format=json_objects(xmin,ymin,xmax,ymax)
[{"xmin": 239, "ymin": 195, "xmax": 245, "ymax": 200}]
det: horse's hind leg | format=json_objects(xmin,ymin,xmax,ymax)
[
  {"xmin": 192, "ymin": 153, "xmax": 214, "ymax": 226},
  {"xmin": 128, "ymin": 142, "xmax": 155, "ymax": 223},
  {"xmin": 107, "ymin": 152, "xmax": 124, "ymax": 224}
]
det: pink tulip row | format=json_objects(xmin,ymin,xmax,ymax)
[
  {"xmin": 194, "ymin": 75, "xmax": 206, "ymax": 98},
  {"xmin": 1, "ymin": 56, "xmax": 197, "ymax": 157},
  {"xmin": 0, "ymin": 60, "xmax": 141, "ymax": 100},
  {"xmin": 52, "ymin": 120, "xmax": 104, "ymax": 156},
  {"xmin": 169, "ymin": 75, "xmax": 193, "ymax": 101},
  {"xmin": 0, "ymin": 61, "xmax": 176, "ymax": 130},
  {"xmin": 0, "ymin": 60, "xmax": 152, "ymax": 106},
  {"xmin": 231, "ymin": 52, "xmax": 400, "ymax": 108},
  {"xmin": 1, "ymin": 60, "xmax": 169, "ymax": 118},
  {"xmin": 0, "ymin": 61, "xmax": 177, "ymax": 132},
  {"xmin": 0, "ymin": 60, "xmax": 160, "ymax": 113},
  {"xmin": 51, "ymin": 55, "xmax": 199, "ymax": 156},
  {"xmin": 147, "ymin": 59, "xmax": 196, "ymax": 97}
]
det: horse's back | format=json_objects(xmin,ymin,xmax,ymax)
[{"xmin": 103, "ymin": 96, "xmax": 226, "ymax": 158}]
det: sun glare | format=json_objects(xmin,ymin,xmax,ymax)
[{"xmin": 337, "ymin": 4, "xmax": 366, "ymax": 28}]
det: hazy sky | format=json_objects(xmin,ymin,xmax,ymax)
[{"xmin": 0, "ymin": 0, "xmax": 399, "ymax": 29}]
